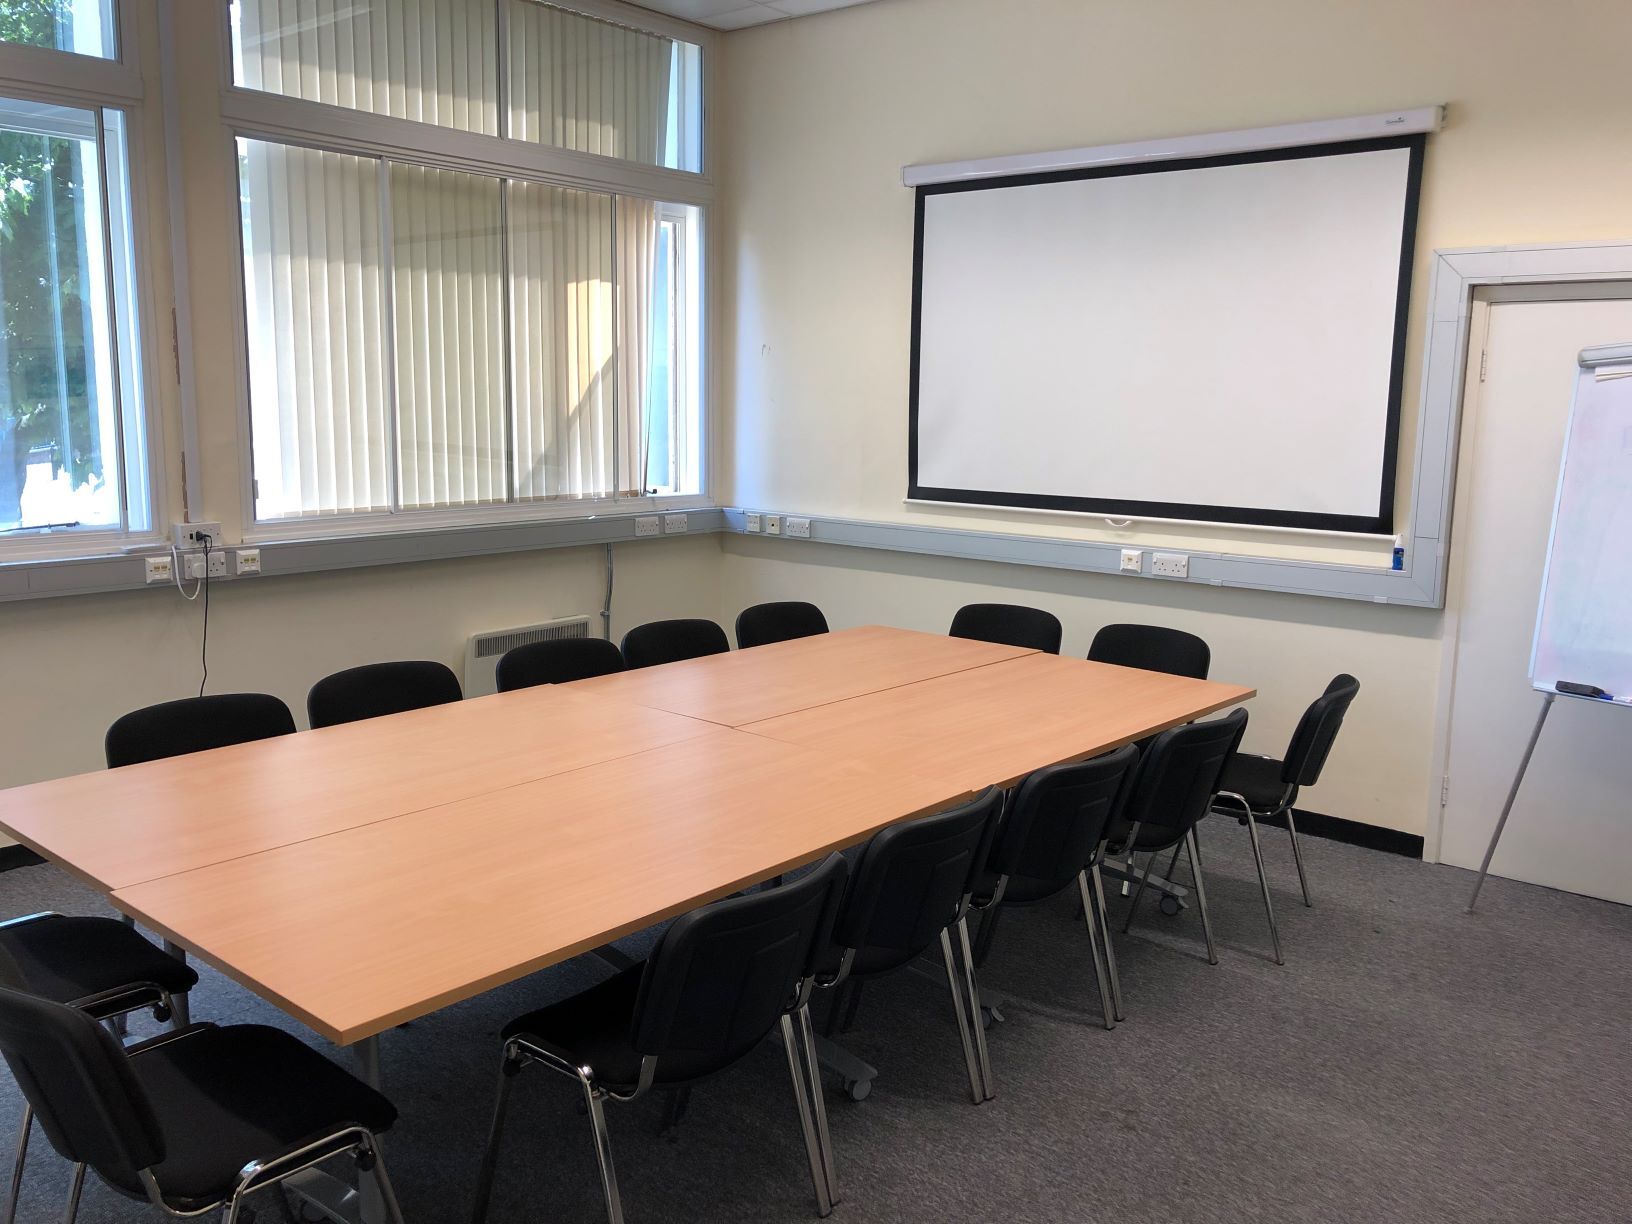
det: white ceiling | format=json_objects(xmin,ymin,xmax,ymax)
[{"xmin": 629, "ymin": 0, "xmax": 882, "ymax": 32}]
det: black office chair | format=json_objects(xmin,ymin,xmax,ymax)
[
  {"xmin": 1211, "ymin": 675, "xmax": 1361, "ymax": 955},
  {"xmin": 105, "ymin": 693, "xmax": 296, "ymax": 768},
  {"xmin": 307, "ymin": 660, "xmax": 462, "ymax": 728},
  {"xmin": 1109, "ymin": 709, "xmax": 1248, "ymax": 968},
  {"xmin": 0, "ymin": 915, "xmax": 199, "ymax": 1224},
  {"xmin": 815, "ymin": 787, "xmax": 1004, "ymax": 1105},
  {"xmin": 948, "ymin": 603, "xmax": 1062, "ymax": 654},
  {"xmin": 620, "ymin": 618, "xmax": 730, "ymax": 669},
  {"xmin": 496, "ymin": 637, "xmax": 626, "ymax": 691},
  {"xmin": 1088, "ymin": 623, "xmax": 1211, "ymax": 679},
  {"xmin": 736, "ymin": 602, "xmax": 830, "ymax": 650},
  {"xmin": 0, "ymin": 985, "xmax": 401, "ymax": 1224},
  {"xmin": 472, "ymin": 855, "xmax": 849, "ymax": 1224},
  {"xmin": 967, "ymin": 746, "xmax": 1139, "ymax": 1036}
]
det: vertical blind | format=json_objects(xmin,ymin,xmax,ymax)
[
  {"xmin": 236, "ymin": 1, "xmax": 684, "ymax": 521},
  {"xmin": 234, "ymin": 0, "xmax": 501, "ymax": 135}
]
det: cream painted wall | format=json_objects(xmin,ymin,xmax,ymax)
[
  {"xmin": 0, "ymin": 534, "xmax": 720, "ymax": 792},
  {"xmin": 714, "ymin": 0, "xmax": 1632, "ymax": 834}
]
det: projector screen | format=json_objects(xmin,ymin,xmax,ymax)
[{"xmin": 909, "ymin": 135, "xmax": 1425, "ymax": 534}]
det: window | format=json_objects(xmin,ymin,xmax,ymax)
[
  {"xmin": 0, "ymin": 94, "xmax": 150, "ymax": 546},
  {"xmin": 229, "ymin": 0, "xmax": 707, "ymax": 528},
  {"xmin": 0, "ymin": 0, "xmax": 116, "ymax": 59}
]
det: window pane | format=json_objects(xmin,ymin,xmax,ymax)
[
  {"xmin": 508, "ymin": 182, "xmax": 614, "ymax": 500},
  {"xmin": 0, "ymin": 0, "xmax": 115, "ymax": 59},
  {"xmin": 232, "ymin": 0, "xmax": 499, "ymax": 136},
  {"xmin": 0, "ymin": 97, "xmax": 123, "ymax": 535},
  {"xmin": 391, "ymin": 163, "xmax": 506, "ymax": 509},
  {"xmin": 639, "ymin": 202, "xmax": 699, "ymax": 496},
  {"xmin": 510, "ymin": 2, "xmax": 702, "ymax": 172},
  {"xmin": 240, "ymin": 139, "xmax": 391, "ymax": 520}
]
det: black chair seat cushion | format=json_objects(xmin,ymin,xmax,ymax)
[
  {"xmin": 1217, "ymin": 754, "xmax": 1290, "ymax": 812},
  {"xmin": 1105, "ymin": 818, "xmax": 1185, "ymax": 855},
  {"xmin": 0, "ymin": 917, "xmax": 198, "ymax": 1014},
  {"xmin": 503, "ymin": 967, "xmax": 764, "ymax": 1090},
  {"xmin": 114, "ymin": 1025, "xmax": 395, "ymax": 1211}
]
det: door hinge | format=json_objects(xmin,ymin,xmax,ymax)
[
  {"xmin": 1478, "ymin": 348, "xmax": 1488, "ymax": 383},
  {"xmin": 1440, "ymin": 776, "xmax": 1450, "ymax": 807},
  {"xmin": 171, "ymin": 306, "xmax": 182, "ymax": 384}
]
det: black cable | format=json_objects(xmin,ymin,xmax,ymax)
[{"xmin": 198, "ymin": 536, "xmax": 211, "ymax": 697}]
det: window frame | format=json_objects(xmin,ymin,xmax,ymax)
[
  {"xmin": 0, "ymin": 3, "xmax": 170, "ymax": 564},
  {"xmin": 219, "ymin": 0, "xmax": 716, "ymax": 545}
]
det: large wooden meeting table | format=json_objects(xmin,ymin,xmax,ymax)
[{"xmin": 0, "ymin": 625, "xmax": 1251, "ymax": 1222}]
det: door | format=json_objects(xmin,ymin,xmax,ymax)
[{"xmin": 1437, "ymin": 293, "xmax": 1632, "ymax": 904}]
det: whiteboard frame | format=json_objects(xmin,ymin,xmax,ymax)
[{"xmin": 1527, "ymin": 342, "xmax": 1632, "ymax": 700}]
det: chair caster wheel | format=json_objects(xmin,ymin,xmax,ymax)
[
  {"xmin": 980, "ymin": 1004, "xmax": 1003, "ymax": 1030},
  {"xmin": 1159, "ymin": 895, "xmax": 1183, "ymax": 917},
  {"xmin": 842, "ymin": 1077, "xmax": 872, "ymax": 1102}
]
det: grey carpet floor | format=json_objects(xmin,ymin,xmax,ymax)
[{"xmin": 2, "ymin": 824, "xmax": 1630, "ymax": 1223}]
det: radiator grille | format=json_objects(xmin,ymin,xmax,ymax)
[{"xmin": 472, "ymin": 617, "xmax": 592, "ymax": 659}]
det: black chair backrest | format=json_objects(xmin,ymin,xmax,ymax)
[
  {"xmin": 105, "ymin": 693, "xmax": 296, "ymax": 768},
  {"xmin": 1282, "ymin": 674, "xmax": 1360, "ymax": 787},
  {"xmin": 735, "ymin": 602, "xmax": 830, "ymax": 650},
  {"xmin": 1121, "ymin": 709, "xmax": 1248, "ymax": 836},
  {"xmin": 948, "ymin": 603, "xmax": 1062, "ymax": 654},
  {"xmin": 307, "ymin": 660, "xmax": 462, "ymax": 729},
  {"xmin": 621, "ymin": 619, "xmax": 730, "ymax": 669},
  {"xmin": 632, "ymin": 855, "xmax": 847, "ymax": 1061},
  {"xmin": 833, "ymin": 787, "xmax": 1004, "ymax": 956},
  {"xmin": 496, "ymin": 637, "xmax": 626, "ymax": 692},
  {"xmin": 1088, "ymin": 623, "xmax": 1211, "ymax": 679},
  {"xmin": 0, "ymin": 985, "xmax": 164, "ymax": 1187},
  {"xmin": 988, "ymin": 746, "xmax": 1138, "ymax": 887}
]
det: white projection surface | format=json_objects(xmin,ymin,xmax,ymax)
[
  {"xmin": 1530, "ymin": 353, "xmax": 1632, "ymax": 703},
  {"xmin": 911, "ymin": 141, "xmax": 1420, "ymax": 532}
]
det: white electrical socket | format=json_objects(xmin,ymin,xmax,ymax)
[
  {"xmin": 171, "ymin": 521, "xmax": 222, "ymax": 550},
  {"xmin": 634, "ymin": 516, "xmax": 661, "ymax": 538},
  {"xmin": 663, "ymin": 513, "xmax": 688, "ymax": 534},
  {"xmin": 1152, "ymin": 552, "xmax": 1190, "ymax": 579},
  {"xmin": 1119, "ymin": 548, "xmax": 1142, "ymax": 574},
  {"xmin": 144, "ymin": 555, "xmax": 173, "ymax": 584},
  {"xmin": 744, "ymin": 512, "xmax": 762, "ymax": 533},
  {"xmin": 785, "ymin": 516, "xmax": 812, "ymax": 539},
  {"xmin": 234, "ymin": 548, "xmax": 262, "ymax": 576},
  {"xmin": 764, "ymin": 514, "xmax": 782, "ymax": 536},
  {"xmin": 184, "ymin": 552, "xmax": 228, "ymax": 581}
]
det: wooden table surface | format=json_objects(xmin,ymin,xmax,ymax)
[
  {"xmin": 2, "ymin": 626, "xmax": 1252, "ymax": 1049},
  {"xmin": 0, "ymin": 685, "xmax": 716, "ymax": 891},
  {"xmin": 742, "ymin": 652, "xmax": 1255, "ymax": 792},
  {"xmin": 112, "ymin": 728, "xmax": 962, "ymax": 1044},
  {"xmin": 568, "ymin": 624, "xmax": 1034, "ymax": 726}
]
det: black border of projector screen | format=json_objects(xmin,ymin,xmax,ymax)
[{"xmin": 906, "ymin": 133, "xmax": 1426, "ymax": 535}]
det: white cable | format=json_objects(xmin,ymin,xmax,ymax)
[{"xmin": 170, "ymin": 541, "xmax": 204, "ymax": 601}]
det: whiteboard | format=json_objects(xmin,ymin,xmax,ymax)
[
  {"xmin": 909, "ymin": 136, "xmax": 1423, "ymax": 533},
  {"xmin": 1530, "ymin": 344, "xmax": 1632, "ymax": 703}
]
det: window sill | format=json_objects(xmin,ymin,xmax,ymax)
[{"xmin": 0, "ymin": 506, "xmax": 724, "ymax": 603}]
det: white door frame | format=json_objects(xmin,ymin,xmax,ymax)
[{"xmin": 1421, "ymin": 242, "xmax": 1632, "ymax": 862}]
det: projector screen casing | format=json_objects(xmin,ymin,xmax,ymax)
[{"xmin": 907, "ymin": 135, "xmax": 1425, "ymax": 534}]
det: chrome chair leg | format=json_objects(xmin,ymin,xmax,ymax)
[
  {"xmin": 369, "ymin": 1143, "xmax": 408, "ymax": 1224},
  {"xmin": 1075, "ymin": 872, "xmax": 1116, "ymax": 1031},
  {"xmin": 6, "ymin": 1103, "xmax": 31, "ymax": 1224},
  {"xmin": 1285, "ymin": 809, "xmax": 1313, "ymax": 906},
  {"xmin": 954, "ymin": 916, "xmax": 994, "ymax": 1100},
  {"xmin": 581, "ymin": 1080, "xmax": 624, "ymax": 1224},
  {"xmin": 794, "ymin": 1003, "xmax": 837, "ymax": 1204},
  {"xmin": 781, "ymin": 1013, "xmax": 833, "ymax": 1218},
  {"xmin": 938, "ymin": 928, "xmax": 984, "ymax": 1106},
  {"xmin": 1185, "ymin": 829, "xmax": 1219, "ymax": 965},
  {"xmin": 170, "ymin": 991, "xmax": 191, "ymax": 1029},
  {"xmin": 1088, "ymin": 865, "xmax": 1125, "ymax": 1022},
  {"xmin": 1121, "ymin": 849, "xmax": 1159, "ymax": 934},
  {"xmin": 470, "ymin": 1053, "xmax": 519, "ymax": 1224},
  {"xmin": 62, "ymin": 1163, "xmax": 84, "ymax": 1224},
  {"xmin": 1243, "ymin": 812, "xmax": 1284, "ymax": 965}
]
